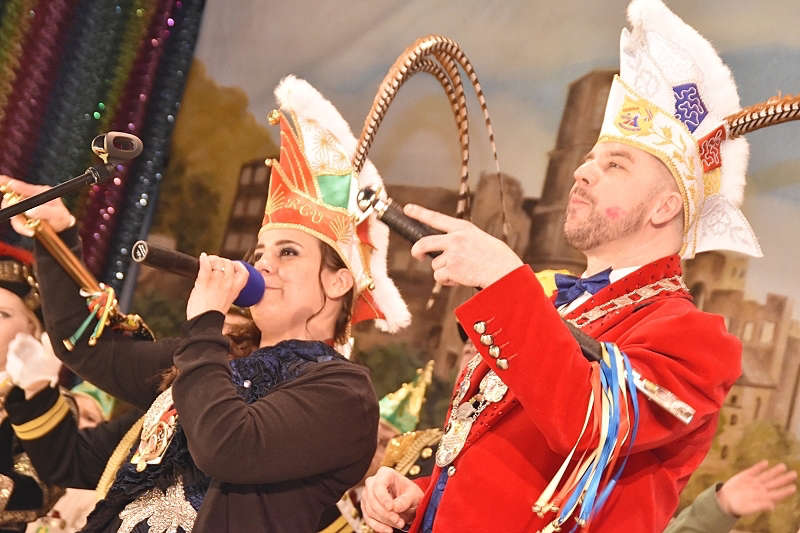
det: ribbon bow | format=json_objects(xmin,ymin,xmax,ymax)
[{"xmin": 553, "ymin": 268, "xmax": 612, "ymax": 308}]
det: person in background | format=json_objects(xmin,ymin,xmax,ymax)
[
  {"xmin": 361, "ymin": 0, "xmax": 764, "ymax": 531},
  {"xmin": 665, "ymin": 461, "xmax": 797, "ymax": 533},
  {"xmin": 0, "ymin": 243, "xmax": 63, "ymax": 532},
  {"xmin": 320, "ymin": 361, "xmax": 436, "ymax": 533}
]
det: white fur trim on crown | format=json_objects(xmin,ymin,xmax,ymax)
[
  {"xmin": 274, "ymin": 76, "xmax": 411, "ymax": 332},
  {"xmin": 623, "ymin": 0, "xmax": 749, "ymax": 208}
]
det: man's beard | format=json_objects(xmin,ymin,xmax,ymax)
[{"xmin": 563, "ymin": 196, "xmax": 649, "ymax": 252}]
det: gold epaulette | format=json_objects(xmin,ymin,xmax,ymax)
[
  {"xmin": 381, "ymin": 427, "xmax": 443, "ymax": 477},
  {"xmin": 11, "ymin": 394, "xmax": 70, "ymax": 440}
]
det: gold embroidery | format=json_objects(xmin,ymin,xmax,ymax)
[
  {"xmin": 286, "ymin": 110, "xmax": 323, "ymax": 199},
  {"xmin": 304, "ymin": 125, "xmax": 353, "ymax": 176},
  {"xmin": 615, "ymin": 95, "xmax": 656, "ymax": 136},
  {"xmin": 263, "ymin": 187, "xmax": 287, "ymax": 218},
  {"xmin": 703, "ymin": 168, "xmax": 722, "ymax": 196},
  {"xmin": 0, "ymin": 454, "xmax": 64, "ymax": 525},
  {"xmin": 280, "ymin": 130, "xmax": 314, "ymax": 197},
  {"xmin": 270, "ymin": 164, "xmax": 354, "ymax": 219},
  {"xmin": 329, "ymin": 215, "xmax": 354, "ymax": 245}
]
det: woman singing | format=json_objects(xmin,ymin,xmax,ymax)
[{"xmin": 2, "ymin": 76, "xmax": 409, "ymax": 532}]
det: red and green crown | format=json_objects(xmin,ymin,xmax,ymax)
[{"xmin": 260, "ymin": 76, "xmax": 410, "ymax": 334}]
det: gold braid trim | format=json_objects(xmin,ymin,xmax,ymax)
[
  {"xmin": 95, "ymin": 415, "xmax": 144, "ymax": 500},
  {"xmin": 318, "ymin": 514, "xmax": 355, "ymax": 533},
  {"xmin": 12, "ymin": 394, "xmax": 70, "ymax": 440}
]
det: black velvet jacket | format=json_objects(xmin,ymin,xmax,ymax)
[{"xmin": 8, "ymin": 227, "xmax": 379, "ymax": 532}]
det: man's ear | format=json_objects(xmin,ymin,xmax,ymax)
[
  {"xmin": 322, "ymin": 267, "xmax": 354, "ymax": 299},
  {"xmin": 651, "ymin": 190, "xmax": 683, "ymax": 226}
]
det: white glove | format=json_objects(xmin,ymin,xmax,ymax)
[{"xmin": 6, "ymin": 332, "xmax": 62, "ymax": 398}]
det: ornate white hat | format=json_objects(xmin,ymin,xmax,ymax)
[{"xmin": 598, "ymin": 0, "xmax": 762, "ymax": 259}]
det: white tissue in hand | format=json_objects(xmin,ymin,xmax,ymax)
[{"xmin": 6, "ymin": 332, "xmax": 61, "ymax": 389}]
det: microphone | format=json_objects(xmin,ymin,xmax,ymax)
[
  {"xmin": 131, "ymin": 241, "xmax": 265, "ymax": 307},
  {"xmin": 356, "ymin": 187, "xmax": 442, "ymax": 258},
  {"xmin": 356, "ymin": 186, "xmax": 606, "ymax": 362},
  {"xmin": 0, "ymin": 132, "xmax": 145, "ymax": 221},
  {"xmin": 91, "ymin": 132, "xmax": 143, "ymax": 163}
]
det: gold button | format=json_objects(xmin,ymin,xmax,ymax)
[
  {"xmin": 480, "ymin": 334, "xmax": 493, "ymax": 346},
  {"xmin": 473, "ymin": 321, "xmax": 487, "ymax": 334},
  {"xmin": 497, "ymin": 359, "xmax": 509, "ymax": 370},
  {"xmin": 488, "ymin": 345, "xmax": 500, "ymax": 358},
  {"xmin": 447, "ymin": 466, "xmax": 456, "ymax": 476},
  {"xmin": 409, "ymin": 465, "xmax": 421, "ymax": 476},
  {"xmin": 421, "ymin": 447, "xmax": 433, "ymax": 459}
]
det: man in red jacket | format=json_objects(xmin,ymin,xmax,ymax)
[{"xmin": 361, "ymin": 0, "xmax": 765, "ymax": 531}]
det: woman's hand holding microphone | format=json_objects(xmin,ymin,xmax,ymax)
[{"xmin": 186, "ymin": 253, "xmax": 250, "ymax": 321}]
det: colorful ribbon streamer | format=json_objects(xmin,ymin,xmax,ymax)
[{"xmin": 534, "ymin": 342, "xmax": 640, "ymax": 532}]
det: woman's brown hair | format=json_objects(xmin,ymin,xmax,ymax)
[{"xmin": 312, "ymin": 241, "xmax": 354, "ymax": 346}]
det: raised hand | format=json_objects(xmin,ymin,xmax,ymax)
[
  {"xmin": 0, "ymin": 176, "xmax": 76, "ymax": 236},
  {"xmin": 406, "ymin": 203, "xmax": 523, "ymax": 289},
  {"xmin": 6, "ymin": 332, "xmax": 62, "ymax": 398},
  {"xmin": 716, "ymin": 460, "xmax": 797, "ymax": 517},
  {"xmin": 186, "ymin": 253, "xmax": 249, "ymax": 321}
]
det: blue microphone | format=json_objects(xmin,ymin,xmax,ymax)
[
  {"xmin": 131, "ymin": 240, "xmax": 265, "ymax": 307},
  {"xmin": 234, "ymin": 261, "xmax": 266, "ymax": 306}
]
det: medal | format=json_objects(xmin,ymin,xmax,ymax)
[
  {"xmin": 436, "ymin": 363, "xmax": 509, "ymax": 467},
  {"xmin": 480, "ymin": 371, "xmax": 508, "ymax": 403},
  {"xmin": 437, "ymin": 403, "xmax": 476, "ymax": 467},
  {"xmin": 131, "ymin": 387, "xmax": 179, "ymax": 472}
]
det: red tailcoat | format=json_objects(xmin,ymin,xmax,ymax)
[{"xmin": 409, "ymin": 255, "xmax": 740, "ymax": 533}]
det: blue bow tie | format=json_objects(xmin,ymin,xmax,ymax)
[{"xmin": 553, "ymin": 268, "xmax": 612, "ymax": 308}]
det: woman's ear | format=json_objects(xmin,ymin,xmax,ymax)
[{"xmin": 321, "ymin": 268, "xmax": 354, "ymax": 299}]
